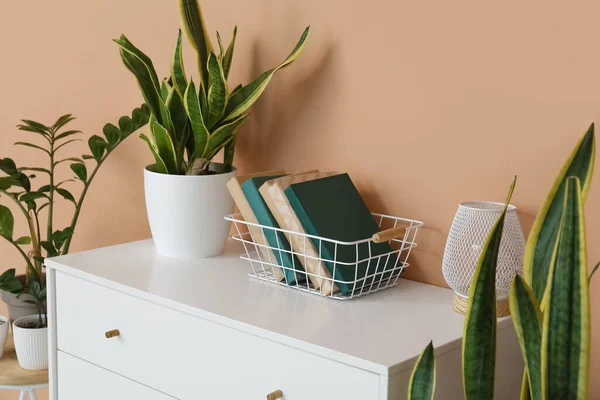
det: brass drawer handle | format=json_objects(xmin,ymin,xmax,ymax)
[
  {"xmin": 266, "ymin": 390, "xmax": 283, "ymax": 400},
  {"xmin": 105, "ymin": 329, "xmax": 120, "ymax": 339}
]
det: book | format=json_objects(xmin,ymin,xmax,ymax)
[
  {"xmin": 259, "ymin": 171, "xmax": 339, "ymax": 295},
  {"xmin": 226, "ymin": 170, "xmax": 286, "ymax": 282},
  {"xmin": 242, "ymin": 175, "xmax": 306, "ymax": 285},
  {"xmin": 284, "ymin": 173, "xmax": 398, "ymax": 296}
]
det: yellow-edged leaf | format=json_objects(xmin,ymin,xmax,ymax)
[
  {"xmin": 524, "ymin": 124, "xmax": 595, "ymax": 302},
  {"xmin": 541, "ymin": 177, "xmax": 590, "ymax": 400},
  {"xmin": 223, "ymin": 26, "xmax": 310, "ymax": 121},
  {"xmin": 462, "ymin": 177, "xmax": 516, "ymax": 400}
]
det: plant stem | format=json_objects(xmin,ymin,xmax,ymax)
[
  {"xmin": 0, "ymin": 189, "xmax": 40, "ymax": 282},
  {"xmin": 33, "ymin": 210, "xmax": 42, "ymax": 252},
  {"xmin": 46, "ymin": 129, "xmax": 55, "ymax": 250},
  {"xmin": 62, "ymin": 148, "xmax": 113, "ymax": 255},
  {"xmin": 8, "ymin": 239, "xmax": 36, "ymax": 280},
  {"xmin": 0, "ymin": 189, "xmax": 30, "ymax": 222}
]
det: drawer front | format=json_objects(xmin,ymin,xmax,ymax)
[
  {"xmin": 57, "ymin": 351, "xmax": 173, "ymax": 400},
  {"xmin": 55, "ymin": 272, "xmax": 379, "ymax": 399}
]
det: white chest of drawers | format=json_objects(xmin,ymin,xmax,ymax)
[{"xmin": 46, "ymin": 239, "xmax": 523, "ymax": 400}]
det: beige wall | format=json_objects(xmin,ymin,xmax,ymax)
[{"xmin": 1, "ymin": 0, "xmax": 599, "ymax": 397}]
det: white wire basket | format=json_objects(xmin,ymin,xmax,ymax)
[{"xmin": 225, "ymin": 212, "xmax": 423, "ymax": 300}]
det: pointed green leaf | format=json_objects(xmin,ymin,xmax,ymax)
[
  {"xmin": 590, "ymin": 261, "xmax": 600, "ymax": 282},
  {"xmin": 223, "ymin": 137, "xmax": 235, "ymax": 170},
  {"xmin": 54, "ymin": 158, "xmax": 83, "ymax": 167},
  {"xmin": 463, "ymin": 177, "xmax": 516, "ymax": 400},
  {"xmin": 118, "ymin": 45, "xmax": 162, "ymax": 120},
  {"xmin": 179, "ymin": 0, "xmax": 214, "ymax": 87},
  {"xmin": 542, "ymin": 177, "xmax": 590, "ymax": 400},
  {"xmin": 54, "ymin": 130, "xmax": 82, "ymax": 141},
  {"xmin": 171, "ymin": 30, "xmax": 188, "ymax": 98},
  {"xmin": 14, "ymin": 142, "xmax": 50, "ymax": 155},
  {"xmin": 118, "ymin": 116, "xmax": 134, "ymax": 136},
  {"xmin": 216, "ymin": 31, "xmax": 224, "ymax": 60},
  {"xmin": 510, "ymin": 275, "xmax": 543, "ymax": 400},
  {"xmin": 408, "ymin": 341, "xmax": 436, "ymax": 400},
  {"xmin": 20, "ymin": 192, "xmax": 49, "ymax": 203},
  {"xmin": 521, "ymin": 371, "xmax": 532, "ymax": 400},
  {"xmin": 222, "ymin": 26, "xmax": 237, "ymax": 80},
  {"xmin": 40, "ymin": 240, "xmax": 58, "ymax": 257},
  {"xmin": 14, "ymin": 236, "xmax": 31, "ymax": 245},
  {"xmin": 160, "ymin": 79, "xmax": 170, "ymax": 102},
  {"xmin": 114, "ymin": 35, "xmax": 161, "ymax": 89},
  {"xmin": 139, "ymin": 134, "xmax": 168, "ymax": 174},
  {"xmin": 0, "ymin": 269, "xmax": 21, "ymax": 294},
  {"xmin": 0, "ymin": 158, "xmax": 17, "ymax": 175},
  {"xmin": 103, "ymin": 123, "xmax": 121, "ymax": 145},
  {"xmin": 56, "ymin": 188, "xmax": 76, "ymax": 204},
  {"xmin": 165, "ymin": 83, "xmax": 188, "ymax": 140},
  {"xmin": 132, "ymin": 104, "xmax": 151, "ymax": 129},
  {"xmin": 16, "ymin": 125, "xmax": 51, "ymax": 140},
  {"xmin": 52, "ymin": 227, "xmax": 74, "ymax": 250},
  {"xmin": 70, "ymin": 163, "xmax": 87, "ymax": 183},
  {"xmin": 0, "ymin": 205, "xmax": 14, "ymax": 240},
  {"xmin": 205, "ymin": 114, "xmax": 247, "ymax": 159},
  {"xmin": 18, "ymin": 120, "xmax": 50, "ymax": 135},
  {"xmin": 183, "ymin": 80, "xmax": 210, "ymax": 159},
  {"xmin": 18, "ymin": 167, "xmax": 50, "ymax": 175},
  {"xmin": 206, "ymin": 53, "xmax": 228, "ymax": 128},
  {"xmin": 224, "ymin": 26, "xmax": 310, "ymax": 121},
  {"xmin": 150, "ymin": 119, "xmax": 178, "ymax": 174},
  {"xmin": 88, "ymin": 135, "xmax": 106, "ymax": 161},
  {"xmin": 524, "ymin": 124, "xmax": 595, "ymax": 302},
  {"xmin": 230, "ymin": 83, "xmax": 243, "ymax": 97},
  {"xmin": 54, "ymin": 139, "xmax": 81, "ymax": 153},
  {"xmin": 115, "ymin": 36, "xmax": 174, "ymax": 134},
  {"xmin": 0, "ymin": 177, "xmax": 18, "ymax": 191},
  {"xmin": 52, "ymin": 114, "xmax": 75, "ymax": 131}
]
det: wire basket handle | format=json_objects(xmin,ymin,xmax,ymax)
[{"xmin": 372, "ymin": 225, "xmax": 408, "ymax": 243}]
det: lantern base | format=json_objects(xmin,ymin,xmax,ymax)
[{"xmin": 453, "ymin": 294, "xmax": 510, "ymax": 317}]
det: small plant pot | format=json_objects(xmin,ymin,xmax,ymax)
[
  {"xmin": 0, "ymin": 275, "xmax": 39, "ymax": 323},
  {"xmin": 144, "ymin": 162, "xmax": 236, "ymax": 259},
  {"xmin": 13, "ymin": 314, "xmax": 48, "ymax": 371},
  {"xmin": 0, "ymin": 316, "xmax": 9, "ymax": 359}
]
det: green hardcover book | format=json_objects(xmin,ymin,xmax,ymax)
[
  {"xmin": 284, "ymin": 173, "xmax": 398, "ymax": 295},
  {"xmin": 241, "ymin": 176, "xmax": 306, "ymax": 285}
]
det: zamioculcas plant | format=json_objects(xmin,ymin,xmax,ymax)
[
  {"xmin": 0, "ymin": 106, "xmax": 150, "ymax": 323},
  {"xmin": 407, "ymin": 124, "xmax": 596, "ymax": 400},
  {"xmin": 114, "ymin": 0, "xmax": 310, "ymax": 176}
]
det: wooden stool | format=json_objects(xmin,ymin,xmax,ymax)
[{"xmin": 0, "ymin": 335, "xmax": 48, "ymax": 399}]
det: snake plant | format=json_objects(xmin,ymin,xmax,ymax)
[
  {"xmin": 115, "ymin": 0, "xmax": 310, "ymax": 176},
  {"xmin": 0, "ymin": 106, "xmax": 150, "ymax": 324},
  {"xmin": 408, "ymin": 124, "xmax": 596, "ymax": 400}
]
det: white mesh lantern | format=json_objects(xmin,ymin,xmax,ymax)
[{"xmin": 442, "ymin": 201, "xmax": 525, "ymax": 315}]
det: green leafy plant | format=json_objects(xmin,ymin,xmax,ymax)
[
  {"xmin": 115, "ymin": 0, "xmax": 310, "ymax": 176},
  {"xmin": 407, "ymin": 124, "xmax": 596, "ymax": 400},
  {"xmin": 0, "ymin": 106, "xmax": 150, "ymax": 325}
]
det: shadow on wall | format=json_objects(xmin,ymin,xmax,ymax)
[{"xmin": 235, "ymin": 40, "xmax": 340, "ymax": 173}]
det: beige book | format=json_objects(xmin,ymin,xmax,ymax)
[
  {"xmin": 226, "ymin": 170, "xmax": 286, "ymax": 282},
  {"xmin": 259, "ymin": 171, "xmax": 340, "ymax": 295}
]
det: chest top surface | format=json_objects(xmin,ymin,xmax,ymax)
[{"xmin": 46, "ymin": 239, "xmax": 512, "ymax": 376}]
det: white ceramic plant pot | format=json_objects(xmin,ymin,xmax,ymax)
[
  {"xmin": 13, "ymin": 314, "xmax": 48, "ymax": 370},
  {"xmin": 0, "ymin": 316, "xmax": 9, "ymax": 359},
  {"xmin": 144, "ymin": 162, "xmax": 236, "ymax": 259}
]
